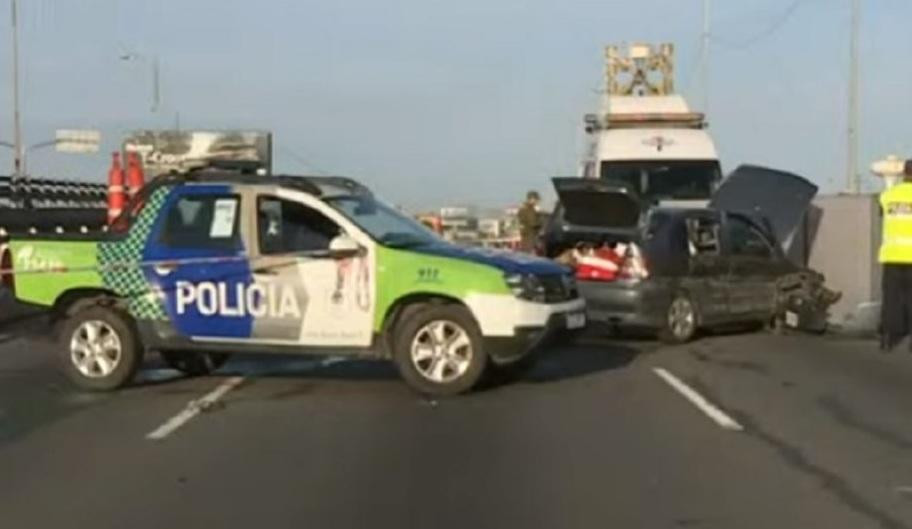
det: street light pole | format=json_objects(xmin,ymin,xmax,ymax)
[
  {"xmin": 152, "ymin": 55, "xmax": 160, "ymax": 113},
  {"xmin": 701, "ymin": 0, "xmax": 711, "ymax": 115},
  {"xmin": 10, "ymin": 0, "xmax": 23, "ymax": 180},
  {"xmin": 847, "ymin": 0, "xmax": 860, "ymax": 193},
  {"xmin": 120, "ymin": 52, "xmax": 161, "ymax": 113}
]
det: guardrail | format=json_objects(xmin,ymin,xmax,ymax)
[
  {"xmin": 0, "ymin": 176, "xmax": 107, "ymax": 207},
  {"xmin": 0, "ymin": 176, "xmax": 108, "ymax": 234}
]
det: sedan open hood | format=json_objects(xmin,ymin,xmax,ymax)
[
  {"xmin": 709, "ymin": 165, "xmax": 818, "ymax": 244},
  {"xmin": 551, "ymin": 177, "xmax": 643, "ymax": 230}
]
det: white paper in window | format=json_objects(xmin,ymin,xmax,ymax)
[{"xmin": 210, "ymin": 199, "xmax": 238, "ymax": 238}]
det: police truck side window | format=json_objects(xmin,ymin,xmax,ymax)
[
  {"xmin": 160, "ymin": 195, "xmax": 240, "ymax": 248},
  {"xmin": 258, "ymin": 197, "xmax": 340, "ymax": 254}
]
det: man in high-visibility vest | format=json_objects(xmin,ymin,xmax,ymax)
[{"xmin": 879, "ymin": 163, "xmax": 912, "ymax": 351}]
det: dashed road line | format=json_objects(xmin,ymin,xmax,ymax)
[
  {"xmin": 145, "ymin": 357, "xmax": 349, "ymax": 441},
  {"xmin": 146, "ymin": 376, "xmax": 245, "ymax": 441},
  {"xmin": 653, "ymin": 367, "xmax": 743, "ymax": 431}
]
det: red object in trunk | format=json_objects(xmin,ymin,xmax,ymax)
[
  {"xmin": 574, "ymin": 247, "xmax": 622, "ymax": 281},
  {"xmin": 107, "ymin": 152, "xmax": 125, "ymax": 225},
  {"xmin": 573, "ymin": 244, "xmax": 649, "ymax": 282}
]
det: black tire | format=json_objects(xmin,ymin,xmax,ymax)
[
  {"xmin": 160, "ymin": 351, "xmax": 230, "ymax": 376},
  {"xmin": 659, "ymin": 293, "xmax": 699, "ymax": 344},
  {"xmin": 391, "ymin": 303, "xmax": 487, "ymax": 396},
  {"xmin": 57, "ymin": 305, "xmax": 141, "ymax": 391}
]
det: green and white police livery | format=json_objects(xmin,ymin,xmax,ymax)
[{"xmin": 8, "ymin": 173, "xmax": 585, "ymax": 395}]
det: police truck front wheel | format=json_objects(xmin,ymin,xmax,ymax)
[
  {"xmin": 59, "ymin": 305, "xmax": 141, "ymax": 391},
  {"xmin": 160, "ymin": 351, "xmax": 230, "ymax": 377},
  {"xmin": 392, "ymin": 304, "xmax": 487, "ymax": 396}
]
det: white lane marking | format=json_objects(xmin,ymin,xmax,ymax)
[
  {"xmin": 146, "ymin": 376, "xmax": 245, "ymax": 441},
  {"xmin": 895, "ymin": 486, "xmax": 912, "ymax": 497},
  {"xmin": 653, "ymin": 367, "xmax": 744, "ymax": 432}
]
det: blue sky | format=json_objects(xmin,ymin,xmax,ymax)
[{"xmin": 0, "ymin": 0, "xmax": 909, "ymax": 209}]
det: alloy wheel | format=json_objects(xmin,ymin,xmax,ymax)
[
  {"xmin": 410, "ymin": 320, "xmax": 474, "ymax": 384},
  {"xmin": 668, "ymin": 298, "xmax": 696, "ymax": 340},
  {"xmin": 70, "ymin": 320, "xmax": 123, "ymax": 378}
]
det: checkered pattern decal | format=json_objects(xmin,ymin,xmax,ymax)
[{"xmin": 98, "ymin": 187, "xmax": 171, "ymax": 320}]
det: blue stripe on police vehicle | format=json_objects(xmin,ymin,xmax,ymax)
[{"xmin": 142, "ymin": 184, "xmax": 256, "ymax": 339}]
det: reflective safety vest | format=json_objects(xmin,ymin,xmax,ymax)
[{"xmin": 879, "ymin": 183, "xmax": 912, "ymax": 263}]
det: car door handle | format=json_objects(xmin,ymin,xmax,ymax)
[
  {"xmin": 253, "ymin": 266, "xmax": 278, "ymax": 276},
  {"xmin": 153, "ymin": 261, "xmax": 178, "ymax": 276}
]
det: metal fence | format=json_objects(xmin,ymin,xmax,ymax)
[{"xmin": 0, "ymin": 176, "xmax": 107, "ymax": 233}]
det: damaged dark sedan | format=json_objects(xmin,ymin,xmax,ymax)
[{"xmin": 542, "ymin": 165, "xmax": 840, "ymax": 343}]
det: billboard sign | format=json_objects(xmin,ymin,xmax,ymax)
[
  {"xmin": 123, "ymin": 130, "xmax": 272, "ymax": 177},
  {"xmin": 55, "ymin": 129, "xmax": 101, "ymax": 153}
]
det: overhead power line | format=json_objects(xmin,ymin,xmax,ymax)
[
  {"xmin": 276, "ymin": 144, "xmax": 331, "ymax": 176},
  {"xmin": 711, "ymin": 0, "xmax": 807, "ymax": 50}
]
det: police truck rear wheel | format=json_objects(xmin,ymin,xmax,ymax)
[
  {"xmin": 59, "ymin": 306, "xmax": 141, "ymax": 391},
  {"xmin": 160, "ymin": 351, "xmax": 230, "ymax": 377},
  {"xmin": 392, "ymin": 304, "xmax": 487, "ymax": 396}
]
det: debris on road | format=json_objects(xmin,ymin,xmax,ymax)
[{"xmin": 774, "ymin": 271, "xmax": 842, "ymax": 334}]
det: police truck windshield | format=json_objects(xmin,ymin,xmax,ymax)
[
  {"xmin": 600, "ymin": 160, "xmax": 721, "ymax": 201},
  {"xmin": 328, "ymin": 196, "xmax": 439, "ymax": 248}
]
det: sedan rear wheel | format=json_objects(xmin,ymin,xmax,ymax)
[{"xmin": 660, "ymin": 294, "xmax": 698, "ymax": 344}]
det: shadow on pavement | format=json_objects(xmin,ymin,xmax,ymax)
[
  {"xmin": 134, "ymin": 336, "xmax": 651, "ymax": 392},
  {"xmin": 523, "ymin": 342, "xmax": 643, "ymax": 384},
  {"xmin": 0, "ymin": 312, "xmax": 50, "ymax": 345},
  {"xmin": 0, "ymin": 290, "xmax": 51, "ymax": 346}
]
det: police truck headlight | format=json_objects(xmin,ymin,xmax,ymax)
[{"xmin": 504, "ymin": 273, "xmax": 546, "ymax": 303}]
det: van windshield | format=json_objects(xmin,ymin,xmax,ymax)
[{"xmin": 600, "ymin": 160, "xmax": 721, "ymax": 201}]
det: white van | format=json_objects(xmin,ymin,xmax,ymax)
[{"xmin": 581, "ymin": 94, "xmax": 721, "ymax": 204}]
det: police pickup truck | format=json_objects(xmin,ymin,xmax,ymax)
[{"xmin": 5, "ymin": 172, "xmax": 585, "ymax": 395}]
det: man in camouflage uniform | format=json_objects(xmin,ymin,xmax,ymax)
[{"xmin": 517, "ymin": 190, "xmax": 542, "ymax": 253}]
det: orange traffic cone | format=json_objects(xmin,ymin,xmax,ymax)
[
  {"xmin": 107, "ymin": 152, "xmax": 125, "ymax": 224},
  {"xmin": 125, "ymin": 152, "xmax": 145, "ymax": 200}
]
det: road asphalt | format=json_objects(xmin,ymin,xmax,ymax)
[{"xmin": 1, "ymin": 317, "xmax": 912, "ymax": 528}]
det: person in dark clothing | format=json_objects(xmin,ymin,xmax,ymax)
[
  {"xmin": 517, "ymin": 190, "xmax": 542, "ymax": 253},
  {"xmin": 880, "ymin": 265, "xmax": 912, "ymax": 351}
]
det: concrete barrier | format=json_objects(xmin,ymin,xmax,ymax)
[{"xmin": 802, "ymin": 194, "xmax": 881, "ymax": 333}]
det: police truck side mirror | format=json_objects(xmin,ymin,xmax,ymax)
[{"xmin": 329, "ymin": 234, "xmax": 362, "ymax": 259}]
